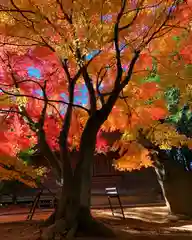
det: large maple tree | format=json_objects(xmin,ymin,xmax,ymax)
[{"xmin": 0, "ymin": 0, "xmax": 192, "ymax": 238}]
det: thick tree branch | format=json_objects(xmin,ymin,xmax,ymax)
[
  {"xmin": 34, "ymin": 80, "xmax": 62, "ymax": 176},
  {"xmin": 59, "ymin": 60, "xmax": 76, "ymax": 182},
  {"xmin": 96, "ymin": 67, "xmax": 107, "ymax": 106},
  {"xmin": 82, "ymin": 66, "xmax": 97, "ymax": 114},
  {"xmin": 37, "ymin": 128, "xmax": 62, "ymax": 178},
  {"xmin": 113, "ymin": 0, "xmax": 126, "ymax": 88},
  {"xmin": 120, "ymin": 50, "xmax": 141, "ymax": 88},
  {"xmin": 37, "ymin": 81, "xmax": 48, "ymax": 129}
]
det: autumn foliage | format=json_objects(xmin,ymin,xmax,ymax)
[{"xmin": 0, "ymin": 0, "xmax": 191, "ymax": 184}]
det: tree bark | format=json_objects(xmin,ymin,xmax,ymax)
[
  {"xmin": 137, "ymin": 131, "xmax": 192, "ymax": 219},
  {"xmin": 41, "ymin": 120, "xmax": 115, "ymax": 239},
  {"xmin": 153, "ymin": 156, "xmax": 171, "ymax": 212},
  {"xmin": 42, "ymin": 167, "xmax": 115, "ymax": 239},
  {"xmin": 154, "ymin": 152, "xmax": 192, "ymax": 219}
]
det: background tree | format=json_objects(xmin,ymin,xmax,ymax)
[
  {"xmin": 0, "ymin": 0, "xmax": 191, "ymax": 238},
  {"xmin": 113, "ymin": 26, "xmax": 192, "ymax": 218}
]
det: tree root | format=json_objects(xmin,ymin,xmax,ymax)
[
  {"xmin": 65, "ymin": 222, "xmax": 78, "ymax": 239},
  {"xmin": 42, "ymin": 210, "xmax": 56, "ymax": 227},
  {"xmin": 40, "ymin": 216, "xmax": 116, "ymax": 240},
  {"xmin": 168, "ymin": 213, "xmax": 192, "ymax": 222},
  {"xmin": 41, "ymin": 218, "xmax": 66, "ymax": 240},
  {"xmin": 40, "ymin": 206, "xmax": 116, "ymax": 240}
]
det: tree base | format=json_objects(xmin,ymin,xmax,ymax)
[
  {"xmin": 154, "ymin": 157, "xmax": 192, "ymax": 219},
  {"xmin": 41, "ymin": 218, "xmax": 116, "ymax": 239},
  {"xmin": 42, "ymin": 211, "xmax": 56, "ymax": 227},
  {"xmin": 163, "ymin": 171, "xmax": 192, "ymax": 218},
  {"xmin": 40, "ymin": 208, "xmax": 116, "ymax": 240},
  {"xmin": 167, "ymin": 213, "xmax": 192, "ymax": 222}
]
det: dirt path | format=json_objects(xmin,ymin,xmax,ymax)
[{"xmin": 1, "ymin": 206, "xmax": 192, "ymax": 239}]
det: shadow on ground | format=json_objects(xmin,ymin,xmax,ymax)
[
  {"xmin": 1, "ymin": 206, "xmax": 192, "ymax": 239},
  {"xmin": 93, "ymin": 206, "xmax": 192, "ymax": 237}
]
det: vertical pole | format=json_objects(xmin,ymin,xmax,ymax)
[
  {"xmin": 107, "ymin": 196, "xmax": 114, "ymax": 216},
  {"xmin": 27, "ymin": 189, "xmax": 43, "ymax": 220},
  {"xmin": 117, "ymin": 195, "xmax": 125, "ymax": 220}
]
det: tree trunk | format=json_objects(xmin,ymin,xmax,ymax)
[
  {"xmin": 137, "ymin": 131, "xmax": 192, "ymax": 219},
  {"xmin": 42, "ymin": 169, "xmax": 115, "ymax": 239},
  {"xmin": 153, "ymin": 158, "xmax": 171, "ymax": 212},
  {"xmin": 41, "ymin": 122, "xmax": 115, "ymax": 239},
  {"xmin": 154, "ymin": 153, "xmax": 192, "ymax": 219}
]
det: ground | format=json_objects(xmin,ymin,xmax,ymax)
[{"xmin": 1, "ymin": 206, "xmax": 192, "ymax": 239}]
